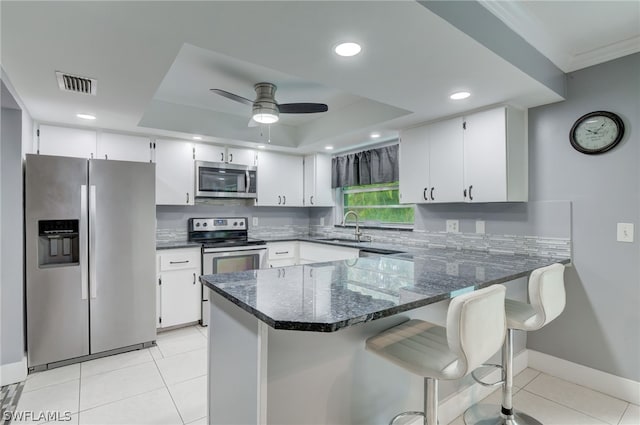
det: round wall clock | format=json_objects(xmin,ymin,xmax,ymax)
[{"xmin": 569, "ymin": 111, "xmax": 625, "ymax": 154}]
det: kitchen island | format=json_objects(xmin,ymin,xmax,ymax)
[{"xmin": 201, "ymin": 248, "xmax": 569, "ymax": 425}]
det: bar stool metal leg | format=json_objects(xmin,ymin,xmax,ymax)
[
  {"xmin": 389, "ymin": 378, "xmax": 438, "ymax": 425},
  {"xmin": 464, "ymin": 330, "xmax": 543, "ymax": 425}
]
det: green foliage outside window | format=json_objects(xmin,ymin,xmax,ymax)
[{"xmin": 342, "ymin": 182, "xmax": 414, "ymax": 226}]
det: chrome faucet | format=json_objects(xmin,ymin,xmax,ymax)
[{"xmin": 343, "ymin": 210, "xmax": 363, "ymax": 242}]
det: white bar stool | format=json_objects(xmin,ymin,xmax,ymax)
[
  {"xmin": 464, "ymin": 263, "xmax": 566, "ymax": 425},
  {"xmin": 366, "ymin": 285, "xmax": 507, "ymax": 425}
]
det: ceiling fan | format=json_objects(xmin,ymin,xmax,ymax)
[{"xmin": 210, "ymin": 82, "xmax": 328, "ymax": 125}]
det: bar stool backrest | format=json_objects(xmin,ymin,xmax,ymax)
[
  {"xmin": 528, "ymin": 263, "xmax": 566, "ymax": 330},
  {"xmin": 445, "ymin": 285, "xmax": 507, "ymax": 379}
]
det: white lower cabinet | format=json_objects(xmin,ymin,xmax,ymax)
[
  {"xmin": 267, "ymin": 242, "xmax": 298, "ymax": 268},
  {"xmin": 267, "ymin": 241, "xmax": 360, "ymax": 267},
  {"xmin": 156, "ymin": 248, "xmax": 201, "ymax": 329}
]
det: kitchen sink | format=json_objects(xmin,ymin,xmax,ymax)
[{"xmin": 315, "ymin": 238, "xmax": 369, "ymax": 244}]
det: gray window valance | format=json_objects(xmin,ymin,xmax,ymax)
[{"xmin": 331, "ymin": 144, "xmax": 399, "ymax": 188}]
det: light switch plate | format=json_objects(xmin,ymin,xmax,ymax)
[
  {"xmin": 252, "ymin": 217, "xmax": 259, "ymax": 226},
  {"xmin": 476, "ymin": 220, "xmax": 486, "ymax": 234},
  {"xmin": 617, "ymin": 223, "xmax": 634, "ymax": 242},
  {"xmin": 446, "ymin": 220, "xmax": 459, "ymax": 233}
]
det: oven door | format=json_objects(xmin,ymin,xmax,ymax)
[
  {"xmin": 196, "ymin": 161, "xmax": 257, "ymax": 199},
  {"xmin": 201, "ymin": 246, "xmax": 267, "ymax": 325}
]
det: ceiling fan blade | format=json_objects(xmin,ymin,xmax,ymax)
[
  {"xmin": 278, "ymin": 103, "xmax": 328, "ymax": 114},
  {"xmin": 210, "ymin": 89, "xmax": 253, "ymax": 106}
]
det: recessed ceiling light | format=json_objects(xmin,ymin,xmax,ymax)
[
  {"xmin": 76, "ymin": 113, "xmax": 96, "ymax": 120},
  {"xmin": 334, "ymin": 42, "xmax": 361, "ymax": 57},
  {"xmin": 450, "ymin": 91, "xmax": 471, "ymax": 100},
  {"xmin": 192, "ymin": 136, "xmax": 202, "ymax": 140},
  {"xmin": 370, "ymin": 132, "xmax": 381, "ymax": 138},
  {"xmin": 257, "ymin": 145, "xmax": 265, "ymax": 149},
  {"xmin": 325, "ymin": 146, "xmax": 334, "ymax": 150}
]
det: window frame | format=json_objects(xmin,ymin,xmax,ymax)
[{"xmin": 336, "ymin": 182, "xmax": 415, "ymax": 230}]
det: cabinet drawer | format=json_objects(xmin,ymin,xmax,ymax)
[
  {"xmin": 159, "ymin": 249, "xmax": 201, "ymax": 271},
  {"xmin": 267, "ymin": 242, "xmax": 297, "ymax": 260}
]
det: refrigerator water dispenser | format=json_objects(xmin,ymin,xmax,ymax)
[{"xmin": 38, "ymin": 219, "xmax": 79, "ymax": 267}]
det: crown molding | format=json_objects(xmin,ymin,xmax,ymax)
[{"xmin": 568, "ymin": 35, "xmax": 640, "ymax": 72}]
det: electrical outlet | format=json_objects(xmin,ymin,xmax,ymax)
[
  {"xmin": 320, "ymin": 217, "xmax": 325, "ymax": 226},
  {"xmin": 252, "ymin": 217, "xmax": 259, "ymax": 227},
  {"xmin": 476, "ymin": 220, "xmax": 485, "ymax": 234},
  {"xmin": 446, "ymin": 220, "xmax": 459, "ymax": 233},
  {"xmin": 617, "ymin": 223, "xmax": 634, "ymax": 242}
]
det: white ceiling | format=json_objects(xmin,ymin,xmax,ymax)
[{"xmin": 1, "ymin": 1, "xmax": 637, "ymax": 153}]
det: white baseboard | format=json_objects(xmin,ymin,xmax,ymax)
[
  {"xmin": 528, "ymin": 349, "xmax": 640, "ymax": 404},
  {"xmin": 0, "ymin": 356, "xmax": 27, "ymax": 386}
]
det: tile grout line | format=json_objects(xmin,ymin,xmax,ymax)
[
  {"xmin": 151, "ymin": 348, "xmax": 187, "ymax": 425},
  {"xmin": 616, "ymin": 402, "xmax": 631, "ymax": 425},
  {"xmin": 518, "ymin": 388, "xmax": 615, "ymax": 425}
]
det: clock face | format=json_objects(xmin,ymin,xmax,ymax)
[{"xmin": 570, "ymin": 111, "xmax": 624, "ymax": 154}]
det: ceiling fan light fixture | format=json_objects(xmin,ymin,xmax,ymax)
[
  {"xmin": 334, "ymin": 42, "xmax": 362, "ymax": 57},
  {"xmin": 252, "ymin": 112, "xmax": 279, "ymax": 124}
]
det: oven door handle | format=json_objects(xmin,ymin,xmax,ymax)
[{"xmin": 245, "ymin": 170, "xmax": 250, "ymax": 193}]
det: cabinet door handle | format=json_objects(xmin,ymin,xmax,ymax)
[
  {"xmin": 186, "ymin": 192, "xmax": 190, "ymax": 204},
  {"xmin": 275, "ymin": 251, "xmax": 289, "ymax": 255},
  {"xmin": 310, "ymin": 268, "xmax": 313, "ymax": 278},
  {"xmin": 430, "ymin": 187, "xmax": 435, "ymax": 201},
  {"xmin": 193, "ymin": 273, "xmax": 196, "ymax": 284},
  {"xmin": 277, "ymin": 268, "xmax": 281, "ymax": 278},
  {"xmin": 282, "ymin": 268, "xmax": 286, "ymax": 278},
  {"xmin": 278, "ymin": 195, "xmax": 282, "ymax": 205},
  {"xmin": 221, "ymin": 152, "xmax": 224, "ymax": 161},
  {"xmin": 229, "ymin": 153, "xmax": 233, "ymax": 162},
  {"xmin": 310, "ymin": 195, "xmax": 314, "ymax": 205},
  {"xmin": 463, "ymin": 188, "xmax": 467, "ymax": 198},
  {"xmin": 170, "ymin": 260, "xmax": 190, "ymax": 264},
  {"xmin": 469, "ymin": 185, "xmax": 473, "ymax": 201},
  {"xmin": 283, "ymin": 195, "xmax": 286, "ymax": 205},
  {"xmin": 423, "ymin": 188, "xmax": 428, "ymax": 200}
]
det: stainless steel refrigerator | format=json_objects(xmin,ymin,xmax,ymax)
[{"xmin": 25, "ymin": 154, "xmax": 156, "ymax": 368}]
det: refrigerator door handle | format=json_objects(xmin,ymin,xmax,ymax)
[
  {"xmin": 89, "ymin": 185, "xmax": 97, "ymax": 299},
  {"xmin": 80, "ymin": 184, "xmax": 88, "ymax": 300}
]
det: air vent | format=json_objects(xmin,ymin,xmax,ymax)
[{"xmin": 56, "ymin": 71, "xmax": 97, "ymax": 95}]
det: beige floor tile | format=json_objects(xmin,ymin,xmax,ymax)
[
  {"xmin": 619, "ymin": 403, "xmax": 640, "ymax": 425},
  {"xmin": 514, "ymin": 367, "xmax": 541, "ymax": 389},
  {"xmin": 80, "ymin": 349, "xmax": 153, "ymax": 378},
  {"xmin": 148, "ymin": 345, "xmax": 164, "ymax": 361},
  {"xmin": 155, "ymin": 348, "xmax": 207, "ymax": 385},
  {"xmin": 525, "ymin": 373, "xmax": 628, "ymax": 424},
  {"xmin": 79, "ymin": 362, "xmax": 164, "ymax": 411},
  {"xmin": 78, "ymin": 388, "xmax": 182, "ymax": 425},
  {"xmin": 24, "ymin": 364, "xmax": 80, "ymax": 393},
  {"xmin": 168, "ymin": 375, "xmax": 207, "ymax": 424},
  {"xmin": 156, "ymin": 330, "xmax": 206, "ymax": 358},
  {"xmin": 41, "ymin": 413, "xmax": 78, "ymax": 425},
  {"xmin": 445, "ymin": 415, "xmax": 465, "ymax": 425},
  {"xmin": 196, "ymin": 325, "xmax": 208, "ymax": 338},
  {"xmin": 156, "ymin": 326, "xmax": 201, "ymax": 341},
  {"xmin": 14, "ymin": 380, "xmax": 80, "ymax": 425},
  {"xmin": 514, "ymin": 390, "xmax": 606, "ymax": 424}
]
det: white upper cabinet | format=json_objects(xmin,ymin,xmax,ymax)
[
  {"xmin": 227, "ymin": 147, "xmax": 257, "ymax": 166},
  {"xmin": 155, "ymin": 139, "xmax": 195, "ymax": 205},
  {"xmin": 256, "ymin": 151, "xmax": 303, "ymax": 207},
  {"xmin": 303, "ymin": 154, "xmax": 334, "ymax": 207},
  {"xmin": 97, "ymin": 132, "xmax": 152, "ymax": 162},
  {"xmin": 429, "ymin": 117, "xmax": 465, "ymax": 202},
  {"xmin": 399, "ymin": 124, "xmax": 430, "ymax": 204},
  {"xmin": 195, "ymin": 143, "xmax": 226, "ymax": 163},
  {"xmin": 462, "ymin": 106, "xmax": 527, "ymax": 203},
  {"xmin": 194, "ymin": 144, "xmax": 256, "ymax": 166},
  {"xmin": 38, "ymin": 125, "xmax": 96, "ymax": 159},
  {"xmin": 399, "ymin": 106, "xmax": 527, "ymax": 204}
]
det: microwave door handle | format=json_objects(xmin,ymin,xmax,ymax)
[{"xmin": 245, "ymin": 170, "xmax": 250, "ymax": 193}]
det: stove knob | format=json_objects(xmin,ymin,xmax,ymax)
[
  {"xmin": 203, "ymin": 222, "xmax": 208, "ymax": 227},
  {"xmin": 233, "ymin": 222, "xmax": 237, "ymax": 226},
  {"xmin": 195, "ymin": 222, "xmax": 200, "ymax": 227}
]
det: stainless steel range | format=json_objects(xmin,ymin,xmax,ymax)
[{"xmin": 188, "ymin": 217, "xmax": 267, "ymax": 326}]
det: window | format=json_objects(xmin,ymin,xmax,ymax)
[{"xmin": 339, "ymin": 182, "xmax": 414, "ymax": 228}]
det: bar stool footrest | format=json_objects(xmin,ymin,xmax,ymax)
[
  {"xmin": 464, "ymin": 403, "xmax": 544, "ymax": 425},
  {"xmin": 471, "ymin": 364, "xmax": 504, "ymax": 387},
  {"xmin": 389, "ymin": 410, "xmax": 425, "ymax": 425}
]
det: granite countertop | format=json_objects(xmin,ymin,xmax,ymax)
[
  {"xmin": 201, "ymin": 248, "xmax": 570, "ymax": 333},
  {"xmin": 156, "ymin": 241, "xmax": 202, "ymax": 250}
]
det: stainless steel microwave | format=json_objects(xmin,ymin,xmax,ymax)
[{"xmin": 195, "ymin": 161, "xmax": 257, "ymax": 198}]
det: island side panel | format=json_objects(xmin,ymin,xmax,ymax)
[{"xmin": 208, "ymin": 293, "xmax": 263, "ymax": 425}]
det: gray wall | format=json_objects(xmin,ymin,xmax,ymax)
[
  {"xmin": 527, "ymin": 53, "xmax": 639, "ymax": 381},
  {"xmin": 1, "ymin": 103, "xmax": 25, "ymax": 367}
]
